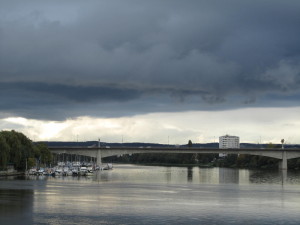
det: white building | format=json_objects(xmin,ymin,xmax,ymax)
[
  {"xmin": 219, "ymin": 135, "xmax": 240, "ymax": 157},
  {"xmin": 219, "ymin": 135, "xmax": 240, "ymax": 149}
]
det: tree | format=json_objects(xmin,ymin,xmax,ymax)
[
  {"xmin": 267, "ymin": 142, "xmax": 280, "ymax": 149},
  {"xmin": 0, "ymin": 130, "xmax": 43, "ymax": 171},
  {"xmin": 188, "ymin": 140, "xmax": 193, "ymax": 147},
  {"xmin": 267, "ymin": 142, "xmax": 275, "ymax": 149},
  {"xmin": 35, "ymin": 143, "xmax": 52, "ymax": 166},
  {"xmin": 0, "ymin": 134, "xmax": 10, "ymax": 170},
  {"xmin": 281, "ymin": 139, "xmax": 285, "ymax": 149},
  {"xmin": 1, "ymin": 130, "xmax": 23, "ymax": 169}
]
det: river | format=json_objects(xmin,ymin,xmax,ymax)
[{"xmin": 1, "ymin": 164, "xmax": 300, "ymax": 225}]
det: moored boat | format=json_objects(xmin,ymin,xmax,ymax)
[
  {"xmin": 79, "ymin": 166, "xmax": 88, "ymax": 176},
  {"xmin": 102, "ymin": 163, "xmax": 113, "ymax": 170},
  {"xmin": 54, "ymin": 168, "xmax": 63, "ymax": 176}
]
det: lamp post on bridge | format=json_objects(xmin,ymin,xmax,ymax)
[{"xmin": 281, "ymin": 139, "xmax": 285, "ymax": 149}]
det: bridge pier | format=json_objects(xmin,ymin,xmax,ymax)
[
  {"xmin": 279, "ymin": 151, "xmax": 287, "ymax": 170},
  {"xmin": 97, "ymin": 149, "xmax": 102, "ymax": 167}
]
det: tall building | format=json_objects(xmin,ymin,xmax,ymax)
[{"xmin": 219, "ymin": 135, "xmax": 240, "ymax": 149}]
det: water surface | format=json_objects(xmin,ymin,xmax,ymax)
[{"xmin": 1, "ymin": 165, "xmax": 300, "ymax": 225}]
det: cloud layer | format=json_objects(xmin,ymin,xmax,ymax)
[
  {"xmin": 1, "ymin": 0, "xmax": 300, "ymax": 120},
  {"xmin": 2, "ymin": 107, "xmax": 300, "ymax": 144}
]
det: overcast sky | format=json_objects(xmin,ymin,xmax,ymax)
[{"xmin": 0, "ymin": 0, "xmax": 299, "ymax": 144}]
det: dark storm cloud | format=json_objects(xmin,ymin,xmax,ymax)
[
  {"xmin": 0, "ymin": 0, "xmax": 300, "ymax": 119},
  {"xmin": 0, "ymin": 82, "xmax": 141, "ymax": 103}
]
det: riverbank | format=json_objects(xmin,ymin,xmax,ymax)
[
  {"xmin": 108, "ymin": 161, "xmax": 300, "ymax": 170},
  {"xmin": 0, "ymin": 170, "xmax": 24, "ymax": 177},
  {"xmin": 109, "ymin": 162, "xmax": 214, "ymax": 168},
  {"xmin": 143, "ymin": 163, "xmax": 214, "ymax": 167}
]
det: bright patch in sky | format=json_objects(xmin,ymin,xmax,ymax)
[{"xmin": 1, "ymin": 107, "xmax": 299, "ymax": 145}]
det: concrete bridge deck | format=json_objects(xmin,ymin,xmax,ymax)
[{"xmin": 49, "ymin": 146, "xmax": 300, "ymax": 170}]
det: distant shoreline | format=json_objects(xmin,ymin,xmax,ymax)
[
  {"xmin": 0, "ymin": 170, "xmax": 24, "ymax": 177},
  {"xmin": 109, "ymin": 162, "xmax": 215, "ymax": 168}
]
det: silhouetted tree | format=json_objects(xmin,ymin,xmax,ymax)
[{"xmin": 0, "ymin": 130, "xmax": 52, "ymax": 171}]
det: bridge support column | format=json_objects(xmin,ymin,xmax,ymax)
[
  {"xmin": 279, "ymin": 151, "xmax": 287, "ymax": 170},
  {"xmin": 97, "ymin": 149, "xmax": 102, "ymax": 167}
]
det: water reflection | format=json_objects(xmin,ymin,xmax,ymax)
[
  {"xmin": 1, "ymin": 165, "xmax": 300, "ymax": 225},
  {"xmin": 11, "ymin": 166, "xmax": 300, "ymax": 186},
  {"xmin": 0, "ymin": 189, "xmax": 33, "ymax": 225},
  {"xmin": 281, "ymin": 170, "xmax": 287, "ymax": 185},
  {"xmin": 164, "ymin": 167, "xmax": 172, "ymax": 183},
  {"xmin": 249, "ymin": 170, "xmax": 282, "ymax": 184},
  {"xmin": 87, "ymin": 165, "xmax": 300, "ymax": 185},
  {"xmin": 187, "ymin": 167, "xmax": 193, "ymax": 182},
  {"xmin": 219, "ymin": 168, "xmax": 239, "ymax": 184}
]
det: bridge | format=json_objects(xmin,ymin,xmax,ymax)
[{"xmin": 48, "ymin": 146, "xmax": 300, "ymax": 170}]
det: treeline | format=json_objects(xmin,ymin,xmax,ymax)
[
  {"xmin": 216, "ymin": 154, "xmax": 279, "ymax": 169},
  {"xmin": 217, "ymin": 154, "xmax": 300, "ymax": 169},
  {"xmin": 0, "ymin": 130, "xmax": 52, "ymax": 171},
  {"xmin": 105, "ymin": 153, "xmax": 217, "ymax": 166},
  {"xmin": 105, "ymin": 153, "xmax": 300, "ymax": 170},
  {"xmin": 132, "ymin": 153, "xmax": 211, "ymax": 164}
]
